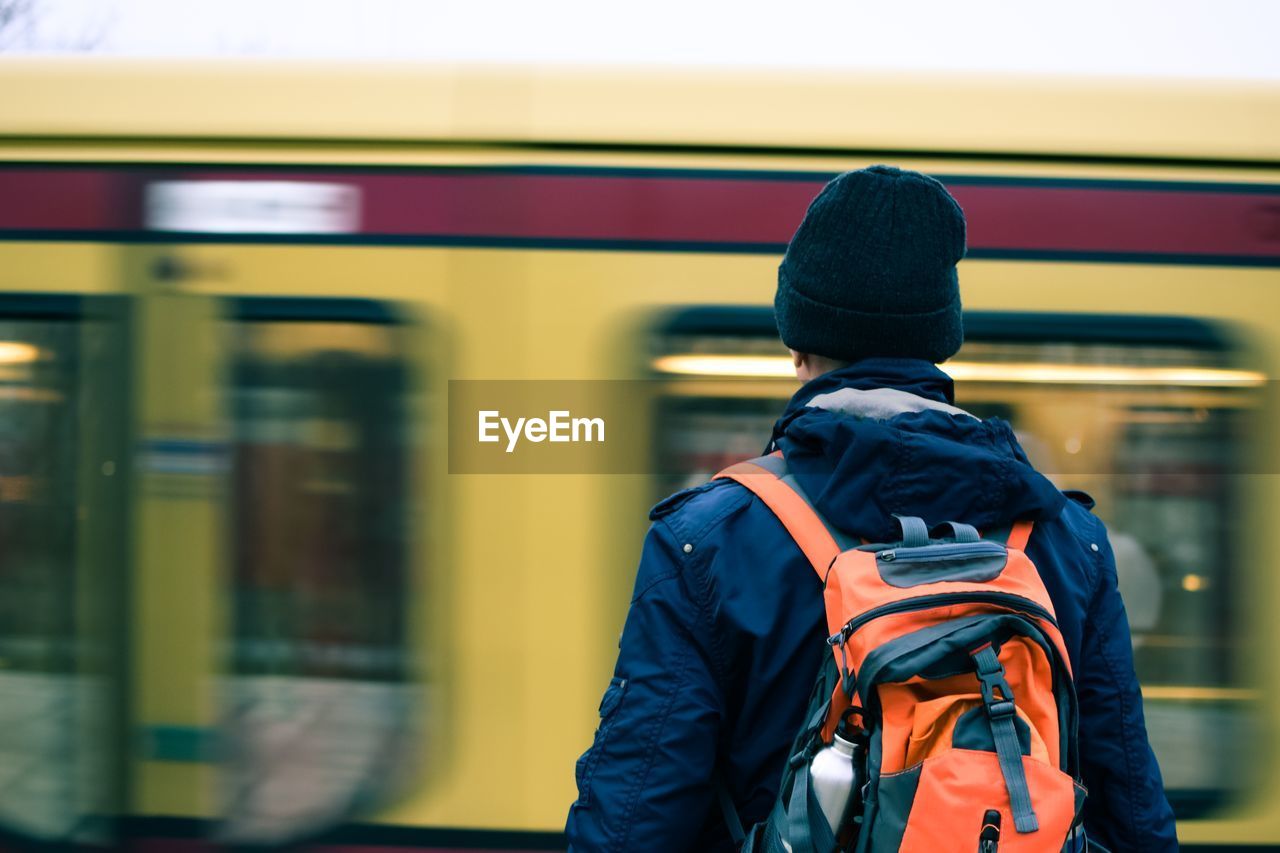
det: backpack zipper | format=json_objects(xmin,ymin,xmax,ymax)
[
  {"xmin": 979, "ymin": 809, "xmax": 1002, "ymax": 853},
  {"xmin": 830, "ymin": 591, "xmax": 1058, "ymax": 647},
  {"xmin": 877, "ymin": 542, "xmax": 1005, "ymax": 563}
]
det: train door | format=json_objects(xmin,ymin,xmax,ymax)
[
  {"xmin": 123, "ymin": 240, "xmax": 427, "ymax": 848},
  {"xmin": 218, "ymin": 296, "xmax": 417, "ymax": 846},
  {"xmin": 0, "ymin": 285, "xmax": 131, "ymax": 845}
]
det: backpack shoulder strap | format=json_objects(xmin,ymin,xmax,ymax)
[
  {"xmin": 711, "ymin": 455, "xmax": 854, "ymax": 844},
  {"xmin": 714, "ymin": 452, "xmax": 850, "ymax": 580},
  {"xmin": 1007, "ymin": 520, "xmax": 1034, "ymax": 551}
]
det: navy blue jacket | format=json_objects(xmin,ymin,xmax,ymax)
[{"xmin": 566, "ymin": 359, "xmax": 1177, "ymax": 852}]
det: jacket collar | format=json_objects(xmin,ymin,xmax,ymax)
[
  {"xmin": 770, "ymin": 357, "xmax": 958, "ymax": 447},
  {"xmin": 805, "ymin": 386, "xmax": 977, "ymax": 422},
  {"xmin": 764, "ymin": 357, "xmax": 1068, "ymax": 541}
]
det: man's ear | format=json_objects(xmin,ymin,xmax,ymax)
[{"xmin": 789, "ymin": 349, "xmax": 811, "ymax": 381}]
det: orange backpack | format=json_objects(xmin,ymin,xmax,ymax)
[{"xmin": 715, "ymin": 453, "xmax": 1087, "ymax": 853}]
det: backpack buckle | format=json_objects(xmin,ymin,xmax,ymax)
[
  {"xmin": 977, "ymin": 668, "xmax": 1015, "ymax": 706},
  {"xmin": 971, "ymin": 644, "xmax": 1016, "ymax": 710}
]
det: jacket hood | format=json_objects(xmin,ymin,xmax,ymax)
[{"xmin": 768, "ymin": 358, "xmax": 1067, "ymax": 542}]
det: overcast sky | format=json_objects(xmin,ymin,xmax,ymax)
[{"xmin": 4, "ymin": 0, "xmax": 1280, "ymax": 80}]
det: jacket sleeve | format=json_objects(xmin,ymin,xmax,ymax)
[
  {"xmin": 565, "ymin": 517, "xmax": 725, "ymax": 852},
  {"xmin": 1076, "ymin": 521, "xmax": 1178, "ymax": 852}
]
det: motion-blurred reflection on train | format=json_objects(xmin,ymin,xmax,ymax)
[
  {"xmin": 0, "ymin": 316, "xmax": 113, "ymax": 843},
  {"xmin": 221, "ymin": 313, "xmax": 416, "ymax": 843}
]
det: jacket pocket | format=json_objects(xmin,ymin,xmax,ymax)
[{"xmin": 574, "ymin": 676, "xmax": 628, "ymax": 807}]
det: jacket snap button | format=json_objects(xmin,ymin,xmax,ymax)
[
  {"xmin": 1090, "ymin": 543, "xmax": 1100, "ymax": 552},
  {"xmin": 683, "ymin": 543, "xmax": 693, "ymax": 554}
]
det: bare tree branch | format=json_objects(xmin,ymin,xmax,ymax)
[
  {"xmin": 0, "ymin": 0, "xmax": 37, "ymax": 51},
  {"xmin": 0, "ymin": 0, "xmax": 114, "ymax": 52}
]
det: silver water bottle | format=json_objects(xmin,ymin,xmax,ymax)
[{"xmin": 809, "ymin": 729, "xmax": 866, "ymax": 838}]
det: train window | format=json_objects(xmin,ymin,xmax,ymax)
[
  {"xmin": 649, "ymin": 307, "xmax": 1262, "ymax": 817},
  {"xmin": 0, "ymin": 297, "xmax": 126, "ymax": 845},
  {"xmin": 220, "ymin": 298, "xmax": 416, "ymax": 845}
]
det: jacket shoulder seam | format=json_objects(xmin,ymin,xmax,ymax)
[
  {"xmin": 1081, "ymin": 511, "xmax": 1108, "ymax": 603},
  {"xmin": 653, "ymin": 483, "xmax": 755, "ymax": 688},
  {"xmin": 657, "ymin": 479, "xmax": 754, "ymax": 547},
  {"xmin": 631, "ymin": 567, "xmax": 680, "ymax": 603},
  {"xmin": 1057, "ymin": 503, "xmax": 1107, "ymax": 602}
]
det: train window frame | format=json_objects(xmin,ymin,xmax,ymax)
[
  {"xmin": 0, "ymin": 292, "xmax": 131, "ymax": 847},
  {"xmin": 219, "ymin": 295, "xmax": 419, "ymax": 847},
  {"xmin": 647, "ymin": 305, "xmax": 1263, "ymax": 821}
]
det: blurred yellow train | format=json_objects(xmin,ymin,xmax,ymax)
[{"xmin": 1, "ymin": 60, "xmax": 1279, "ymax": 851}]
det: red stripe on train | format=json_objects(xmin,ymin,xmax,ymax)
[{"xmin": 1, "ymin": 166, "xmax": 1278, "ymax": 259}]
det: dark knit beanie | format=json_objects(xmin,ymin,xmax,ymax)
[{"xmin": 775, "ymin": 165, "xmax": 966, "ymax": 364}]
